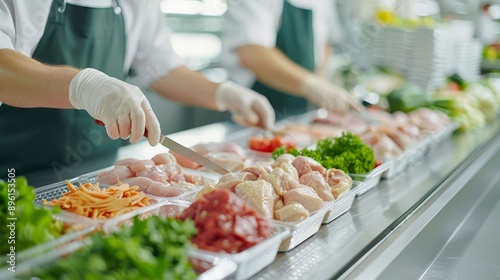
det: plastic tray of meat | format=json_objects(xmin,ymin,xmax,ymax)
[
  {"xmin": 273, "ymin": 201, "xmax": 334, "ymax": 252},
  {"xmin": 104, "ymin": 201, "xmax": 290, "ymax": 280},
  {"xmin": 0, "ymin": 212, "xmax": 95, "ymax": 278},
  {"xmin": 83, "ymin": 164, "xmax": 221, "ymax": 200},
  {"xmin": 2, "ymin": 238, "xmax": 238, "ymax": 280},
  {"xmin": 349, "ymin": 160, "xmax": 392, "ymax": 196},
  {"xmin": 34, "ymin": 175, "xmax": 168, "ymax": 230},
  {"xmin": 322, "ymin": 181, "xmax": 365, "ymax": 224}
]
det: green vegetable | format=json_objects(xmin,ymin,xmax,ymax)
[
  {"xmin": 0, "ymin": 177, "xmax": 64, "ymax": 256},
  {"xmin": 447, "ymin": 73, "xmax": 468, "ymax": 90},
  {"xmin": 466, "ymin": 82, "xmax": 499, "ymax": 121},
  {"xmin": 386, "ymin": 83, "xmax": 432, "ymax": 113},
  {"xmin": 272, "ymin": 132, "xmax": 375, "ymax": 174},
  {"xmin": 33, "ymin": 216, "xmax": 198, "ymax": 280}
]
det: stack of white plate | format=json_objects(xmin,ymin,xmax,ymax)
[
  {"xmin": 370, "ymin": 27, "xmax": 414, "ymax": 75},
  {"xmin": 407, "ymin": 26, "xmax": 454, "ymax": 91},
  {"xmin": 360, "ymin": 20, "xmax": 482, "ymax": 91}
]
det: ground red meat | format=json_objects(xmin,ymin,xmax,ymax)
[{"xmin": 178, "ymin": 189, "xmax": 272, "ymax": 253}]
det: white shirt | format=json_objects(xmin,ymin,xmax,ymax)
[
  {"xmin": 221, "ymin": 0, "xmax": 343, "ymax": 87},
  {"xmin": 0, "ymin": 0, "xmax": 184, "ymax": 88}
]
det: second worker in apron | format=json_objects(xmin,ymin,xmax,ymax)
[{"xmin": 221, "ymin": 0, "xmax": 360, "ymax": 119}]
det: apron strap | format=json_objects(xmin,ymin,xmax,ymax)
[{"xmin": 58, "ymin": 0, "xmax": 122, "ymax": 15}]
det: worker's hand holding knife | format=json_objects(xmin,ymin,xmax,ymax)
[{"xmin": 69, "ymin": 68, "xmax": 161, "ymax": 146}]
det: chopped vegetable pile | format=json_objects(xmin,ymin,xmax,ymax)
[
  {"xmin": 33, "ymin": 216, "xmax": 198, "ymax": 280},
  {"xmin": 272, "ymin": 132, "xmax": 375, "ymax": 174},
  {"xmin": 0, "ymin": 177, "xmax": 66, "ymax": 255},
  {"xmin": 248, "ymin": 135, "xmax": 296, "ymax": 153},
  {"xmin": 43, "ymin": 181, "xmax": 151, "ymax": 220},
  {"xmin": 179, "ymin": 188, "xmax": 272, "ymax": 253}
]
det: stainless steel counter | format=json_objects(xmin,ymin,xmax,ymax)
[{"xmin": 25, "ymin": 116, "xmax": 500, "ymax": 280}]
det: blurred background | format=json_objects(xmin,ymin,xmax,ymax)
[{"xmin": 139, "ymin": 0, "xmax": 500, "ymax": 134}]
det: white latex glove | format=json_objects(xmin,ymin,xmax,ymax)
[
  {"xmin": 300, "ymin": 74, "xmax": 362, "ymax": 113},
  {"xmin": 215, "ymin": 81, "xmax": 275, "ymax": 129},
  {"xmin": 69, "ymin": 68, "xmax": 161, "ymax": 146}
]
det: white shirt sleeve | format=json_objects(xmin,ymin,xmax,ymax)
[
  {"xmin": 223, "ymin": 0, "xmax": 282, "ymax": 51},
  {"xmin": 221, "ymin": 0, "xmax": 283, "ymax": 87},
  {"xmin": 127, "ymin": 0, "xmax": 184, "ymax": 88},
  {"xmin": 0, "ymin": 0, "xmax": 15, "ymax": 50}
]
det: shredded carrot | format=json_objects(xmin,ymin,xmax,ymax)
[{"xmin": 42, "ymin": 181, "xmax": 151, "ymax": 220}]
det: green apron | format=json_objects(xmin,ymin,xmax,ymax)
[
  {"xmin": 251, "ymin": 0, "xmax": 315, "ymax": 118},
  {"xmin": 0, "ymin": 0, "xmax": 126, "ymax": 178}
]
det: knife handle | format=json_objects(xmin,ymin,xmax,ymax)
[{"xmin": 94, "ymin": 119, "xmax": 149, "ymax": 138}]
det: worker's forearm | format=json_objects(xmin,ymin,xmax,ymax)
[
  {"xmin": 150, "ymin": 66, "xmax": 219, "ymax": 110},
  {"xmin": 316, "ymin": 44, "xmax": 332, "ymax": 78},
  {"xmin": 0, "ymin": 49, "xmax": 79, "ymax": 108},
  {"xmin": 237, "ymin": 45, "xmax": 311, "ymax": 96}
]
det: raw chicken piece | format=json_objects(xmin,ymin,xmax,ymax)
[
  {"xmin": 171, "ymin": 181, "xmax": 198, "ymax": 192},
  {"xmin": 203, "ymin": 152, "xmax": 245, "ymax": 172},
  {"xmin": 195, "ymin": 182, "xmax": 217, "ymax": 201},
  {"xmin": 151, "ymin": 153, "xmax": 177, "ymax": 165},
  {"xmin": 193, "ymin": 142, "xmax": 247, "ymax": 160},
  {"xmin": 361, "ymin": 130, "xmax": 403, "ymax": 161},
  {"xmin": 408, "ymin": 108, "xmax": 450, "ymax": 133},
  {"xmin": 372, "ymin": 135, "xmax": 403, "ymax": 160},
  {"xmin": 122, "ymin": 177, "xmax": 154, "ymax": 192},
  {"xmin": 274, "ymin": 202, "xmax": 310, "ymax": 222},
  {"xmin": 217, "ymin": 172, "xmax": 258, "ymax": 192},
  {"xmin": 136, "ymin": 166, "xmax": 168, "ymax": 183},
  {"xmin": 235, "ymin": 179, "xmax": 276, "ymax": 219},
  {"xmin": 283, "ymin": 187, "xmax": 323, "ymax": 212},
  {"xmin": 299, "ymin": 171, "xmax": 335, "ymax": 201},
  {"xmin": 156, "ymin": 162, "xmax": 183, "ymax": 174},
  {"xmin": 129, "ymin": 159, "xmax": 156, "ymax": 173},
  {"xmin": 272, "ymin": 154, "xmax": 296, "ymax": 168},
  {"xmin": 183, "ymin": 173, "xmax": 203, "ymax": 185},
  {"xmin": 379, "ymin": 124, "xmax": 415, "ymax": 149},
  {"xmin": 171, "ymin": 151, "xmax": 202, "ymax": 169},
  {"xmin": 325, "ymin": 168, "xmax": 353, "ymax": 199},
  {"xmin": 265, "ymin": 167, "xmax": 301, "ymax": 196},
  {"xmin": 115, "ymin": 158, "xmax": 136, "ymax": 168},
  {"xmin": 242, "ymin": 162, "xmax": 273, "ymax": 179},
  {"xmin": 279, "ymin": 162, "xmax": 299, "ymax": 181},
  {"xmin": 314, "ymin": 111, "xmax": 370, "ymax": 135},
  {"xmin": 292, "ymin": 156, "xmax": 326, "ymax": 177},
  {"xmin": 172, "ymin": 142, "xmax": 247, "ymax": 170},
  {"xmin": 274, "ymin": 199, "xmax": 284, "ymax": 210},
  {"xmin": 147, "ymin": 182, "xmax": 183, "ymax": 197},
  {"xmin": 98, "ymin": 165, "xmax": 133, "ymax": 185}
]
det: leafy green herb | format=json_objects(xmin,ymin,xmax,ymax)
[
  {"xmin": 0, "ymin": 177, "xmax": 64, "ymax": 255},
  {"xmin": 33, "ymin": 216, "xmax": 198, "ymax": 280},
  {"xmin": 272, "ymin": 132, "xmax": 375, "ymax": 174}
]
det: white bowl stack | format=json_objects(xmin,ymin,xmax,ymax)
[{"xmin": 361, "ymin": 20, "xmax": 482, "ymax": 91}]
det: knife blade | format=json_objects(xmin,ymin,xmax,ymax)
[
  {"xmin": 94, "ymin": 120, "xmax": 230, "ymax": 175},
  {"xmin": 159, "ymin": 135, "xmax": 229, "ymax": 175}
]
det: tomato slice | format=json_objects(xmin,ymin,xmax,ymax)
[{"xmin": 249, "ymin": 136, "xmax": 296, "ymax": 153}]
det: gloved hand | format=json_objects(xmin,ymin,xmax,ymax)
[
  {"xmin": 300, "ymin": 74, "xmax": 362, "ymax": 113},
  {"xmin": 215, "ymin": 81, "xmax": 275, "ymax": 129},
  {"xmin": 69, "ymin": 68, "xmax": 161, "ymax": 146}
]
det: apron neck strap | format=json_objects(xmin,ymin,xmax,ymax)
[{"xmin": 57, "ymin": 0, "xmax": 122, "ymax": 15}]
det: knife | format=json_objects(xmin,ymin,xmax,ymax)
[{"xmin": 94, "ymin": 120, "xmax": 230, "ymax": 175}]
